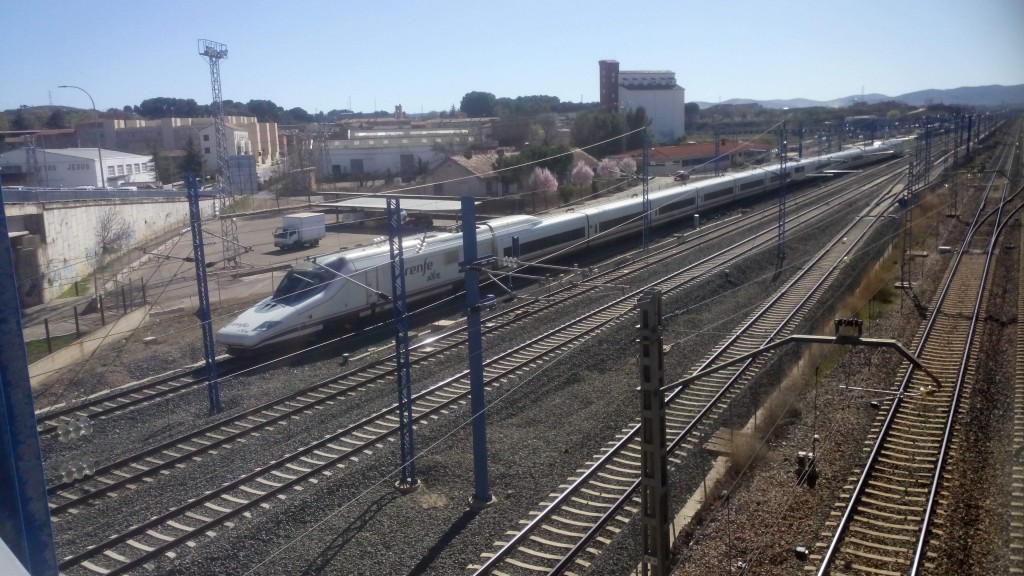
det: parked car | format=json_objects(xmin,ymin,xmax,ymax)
[{"xmin": 673, "ymin": 170, "xmax": 690, "ymax": 182}]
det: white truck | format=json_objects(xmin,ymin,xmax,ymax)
[{"xmin": 274, "ymin": 212, "xmax": 326, "ymax": 250}]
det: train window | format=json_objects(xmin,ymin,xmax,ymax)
[
  {"xmin": 600, "ymin": 213, "xmax": 641, "ymax": 233},
  {"xmin": 507, "ymin": 228, "xmax": 585, "ymax": 257},
  {"xmin": 739, "ymin": 180, "xmax": 762, "ymax": 192},
  {"xmin": 659, "ymin": 197, "xmax": 696, "ymax": 214},
  {"xmin": 271, "ymin": 269, "xmax": 333, "ymax": 306},
  {"xmin": 703, "ymin": 187, "xmax": 733, "ymax": 201},
  {"xmin": 795, "ymin": 166, "xmax": 805, "ymax": 173},
  {"xmin": 444, "ymin": 249, "xmax": 459, "ymax": 265}
]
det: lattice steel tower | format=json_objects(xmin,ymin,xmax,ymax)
[{"xmin": 199, "ymin": 39, "xmax": 242, "ymax": 267}]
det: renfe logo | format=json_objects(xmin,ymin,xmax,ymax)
[{"xmin": 406, "ymin": 260, "xmax": 441, "ymax": 281}]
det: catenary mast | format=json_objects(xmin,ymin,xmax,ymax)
[{"xmin": 199, "ymin": 39, "xmax": 242, "ymax": 267}]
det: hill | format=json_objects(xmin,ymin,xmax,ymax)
[{"xmin": 694, "ymin": 84, "xmax": 1024, "ymax": 109}]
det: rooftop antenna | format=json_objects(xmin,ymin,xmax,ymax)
[{"xmin": 199, "ymin": 38, "xmax": 242, "ymax": 267}]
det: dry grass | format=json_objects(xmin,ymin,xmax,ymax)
[{"xmin": 724, "ymin": 239, "xmax": 904, "ymax": 480}]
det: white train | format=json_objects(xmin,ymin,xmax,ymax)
[{"xmin": 218, "ymin": 141, "xmax": 904, "ymax": 353}]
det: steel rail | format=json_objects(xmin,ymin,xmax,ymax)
[
  {"xmin": 815, "ymin": 133, "xmax": 1016, "ymax": 575},
  {"xmin": 475, "ymin": 170, "xmax": 903, "ymax": 575},
  {"xmin": 48, "ymin": 166, "xmax": 901, "ymax": 515}
]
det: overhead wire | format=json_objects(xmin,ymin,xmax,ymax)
[{"xmin": 32, "ymin": 132, "xmax": 921, "ymax": 393}]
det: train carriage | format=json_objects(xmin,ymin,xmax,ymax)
[{"xmin": 218, "ymin": 140, "xmax": 906, "ymax": 353}]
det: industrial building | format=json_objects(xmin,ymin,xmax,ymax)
[
  {"xmin": 599, "ymin": 60, "xmax": 687, "ymax": 143},
  {"xmin": 0, "ymin": 148, "xmax": 155, "ymax": 189},
  {"xmin": 320, "ymin": 124, "xmax": 491, "ymax": 183},
  {"xmin": 2, "ymin": 116, "xmax": 283, "ymax": 182}
]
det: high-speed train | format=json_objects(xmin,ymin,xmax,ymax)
[{"xmin": 217, "ymin": 141, "xmax": 905, "ymax": 353}]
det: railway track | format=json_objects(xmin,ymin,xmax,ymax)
[
  {"xmin": 35, "ymin": 360, "xmax": 241, "ymax": 437},
  {"xmin": 35, "ymin": 158, "xmax": 902, "ymax": 439},
  {"xmin": 468, "ymin": 171, "xmax": 906, "ymax": 575},
  {"xmin": 810, "ymin": 137, "xmax": 1020, "ymax": 575},
  {"xmin": 53, "ymin": 160, "xmax": 906, "ymax": 574},
  {"xmin": 1011, "ymin": 218, "xmax": 1024, "ymax": 574},
  {"xmin": 45, "ymin": 164, "xmax": 901, "ymax": 518}
]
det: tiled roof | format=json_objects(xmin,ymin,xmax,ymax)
[{"xmin": 449, "ymin": 151, "xmax": 507, "ymax": 176}]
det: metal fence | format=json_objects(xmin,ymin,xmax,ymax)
[
  {"xmin": 2, "ymin": 188, "xmax": 196, "ymax": 203},
  {"xmin": 23, "ymin": 277, "xmax": 149, "ymax": 361}
]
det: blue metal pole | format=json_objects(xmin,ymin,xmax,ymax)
[
  {"xmin": 0, "ymin": 178, "xmax": 58, "ymax": 575},
  {"xmin": 510, "ymin": 236, "xmax": 520, "ymax": 292},
  {"xmin": 641, "ymin": 128, "xmax": 651, "ymax": 251},
  {"xmin": 186, "ymin": 174, "xmax": 221, "ymax": 415},
  {"xmin": 386, "ymin": 197, "xmax": 418, "ymax": 492},
  {"xmin": 461, "ymin": 196, "xmax": 494, "ymax": 508},
  {"xmin": 778, "ymin": 123, "xmax": 787, "ymax": 263}
]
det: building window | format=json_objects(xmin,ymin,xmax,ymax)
[
  {"xmin": 203, "ymin": 134, "xmax": 210, "ymax": 141},
  {"xmin": 108, "ymin": 166, "xmax": 115, "ymax": 176},
  {"xmin": 117, "ymin": 165, "xmax": 125, "ymax": 175},
  {"xmin": 126, "ymin": 164, "xmax": 133, "ymax": 174},
  {"xmin": 134, "ymin": 163, "xmax": 141, "ymax": 173},
  {"xmin": 204, "ymin": 147, "xmax": 211, "ymax": 154}
]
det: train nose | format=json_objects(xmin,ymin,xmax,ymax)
[{"xmin": 216, "ymin": 304, "xmax": 292, "ymax": 347}]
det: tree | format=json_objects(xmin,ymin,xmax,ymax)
[
  {"xmin": 596, "ymin": 158, "xmax": 620, "ymax": 179},
  {"xmin": 528, "ymin": 166, "xmax": 558, "ymax": 192},
  {"xmin": 12, "ymin": 106, "xmax": 37, "ymax": 130},
  {"xmin": 285, "ymin": 107, "xmax": 313, "ymax": 123},
  {"xmin": 528, "ymin": 166, "xmax": 559, "ymax": 209},
  {"xmin": 570, "ymin": 161, "xmax": 594, "ymax": 188},
  {"xmin": 95, "ymin": 207, "xmax": 135, "ymax": 257},
  {"xmin": 151, "ymin": 144, "xmax": 176, "ymax": 184},
  {"xmin": 460, "ymin": 91, "xmax": 496, "ymax": 117},
  {"xmin": 515, "ymin": 144, "xmax": 573, "ymax": 181},
  {"xmin": 179, "ymin": 136, "xmax": 203, "ymax": 177},
  {"xmin": 624, "ymin": 106, "xmax": 651, "ymax": 150},
  {"xmin": 618, "ymin": 157, "xmax": 637, "ymax": 176},
  {"xmin": 684, "ymin": 102, "xmax": 700, "ymax": 134},
  {"xmin": 571, "ymin": 110, "xmax": 627, "ymax": 157},
  {"xmin": 246, "ymin": 99, "xmax": 282, "ymax": 123},
  {"xmin": 493, "ymin": 95, "xmax": 563, "ymax": 118},
  {"xmin": 137, "ymin": 97, "xmax": 201, "ymax": 119},
  {"xmin": 45, "ymin": 108, "xmax": 68, "ymax": 129}
]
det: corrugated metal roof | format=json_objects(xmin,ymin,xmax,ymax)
[{"xmin": 317, "ymin": 197, "xmax": 470, "ymax": 213}]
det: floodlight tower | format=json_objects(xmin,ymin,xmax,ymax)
[{"xmin": 199, "ymin": 39, "xmax": 242, "ymax": 267}]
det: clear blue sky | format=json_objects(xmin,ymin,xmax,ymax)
[{"xmin": 5, "ymin": 0, "xmax": 1022, "ymax": 114}]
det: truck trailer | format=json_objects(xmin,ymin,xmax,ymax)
[{"xmin": 274, "ymin": 212, "xmax": 326, "ymax": 250}]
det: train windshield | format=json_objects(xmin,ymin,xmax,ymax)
[{"xmin": 271, "ymin": 267, "xmax": 333, "ymax": 306}]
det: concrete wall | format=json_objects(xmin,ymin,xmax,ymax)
[{"xmin": 5, "ymin": 197, "xmax": 216, "ymax": 305}]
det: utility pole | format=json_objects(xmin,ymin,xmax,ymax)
[
  {"xmin": 642, "ymin": 127, "xmax": 651, "ymax": 251},
  {"xmin": 637, "ymin": 290, "xmax": 669, "ymax": 576},
  {"xmin": 186, "ymin": 173, "xmax": 222, "ymax": 415},
  {"xmin": 199, "ymin": 39, "xmax": 242, "ymax": 268},
  {"xmin": 387, "ymin": 197, "xmax": 418, "ymax": 493},
  {"xmin": 778, "ymin": 122, "xmax": 788, "ymax": 263},
  {"xmin": 0, "ymin": 176, "xmax": 58, "ymax": 575},
  {"xmin": 461, "ymin": 197, "xmax": 495, "ymax": 509}
]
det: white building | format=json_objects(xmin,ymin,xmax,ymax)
[
  {"xmin": 322, "ymin": 128, "xmax": 481, "ymax": 182},
  {"xmin": 618, "ymin": 70, "xmax": 686, "ymax": 143},
  {"xmin": 198, "ymin": 123, "xmax": 252, "ymax": 175},
  {"xmin": 0, "ymin": 148, "xmax": 155, "ymax": 189}
]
